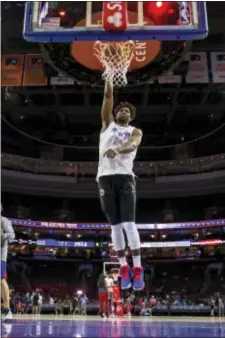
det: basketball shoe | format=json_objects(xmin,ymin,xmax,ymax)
[
  {"xmin": 120, "ymin": 265, "xmax": 132, "ymax": 290},
  {"xmin": 132, "ymin": 267, "xmax": 145, "ymax": 291},
  {"xmin": 2, "ymin": 308, "xmax": 13, "ymax": 321}
]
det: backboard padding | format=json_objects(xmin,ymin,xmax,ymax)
[{"xmin": 23, "ymin": 1, "xmax": 208, "ymax": 42}]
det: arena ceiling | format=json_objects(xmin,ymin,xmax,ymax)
[{"xmin": 1, "ymin": 2, "xmax": 225, "ymax": 159}]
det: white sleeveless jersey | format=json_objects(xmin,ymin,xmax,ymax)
[{"xmin": 97, "ymin": 121, "xmax": 137, "ymax": 180}]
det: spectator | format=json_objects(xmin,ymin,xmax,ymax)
[
  {"xmin": 49, "ymin": 296, "xmax": 54, "ymax": 306},
  {"xmin": 38, "ymin": 292, "xmax": 43, "ymax": 314},
  {"xmin": 140, "ymin": 298, "xmax": 150, "ymax": 316},
  {"xmin": 218, "ymin": 296, "xmax": 224, "ymax": 317},
  {"xmin": 149, "ymin": 295, "xmax": 157, "ymax": 315},
  {"xmin": 72, "ymin": 295, "xmax": 79, "ymax": 315},
  {"xmin": 80, "ymin": 294, "xmax": 88, "ymax": 315},
  {"xmin": 11, "ymin": 292, "xmax": 19, "ymax": 314},
  {"xmin": 124, "ymin": 295, "xmax": 132, "ymax": 317},
  {"xmin": 16, "ymin": 299, "xmax": 25, "ymax": 314},
  {"xmin": 22, "ymin": 293, "xmax": 29, "ymax": 314},
  {"xmin": 63, "ymin": 296, "xmax": 71, "ymax": 315},
  {"xmin": 32, "ymin": 292, "xmax": 39, "ymax": 314},
  {"xmin": 165, "ymin": 294, "xmax": 172, "ymax": 316},
  {"xmin": 55, "ymin": 299, "xmax": 63, "ymax": 315},
  {"xmin": 210, "ymin": 296, "xmax": 216, "ymax": 317}
]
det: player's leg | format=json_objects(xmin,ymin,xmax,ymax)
[
  {"xmin": 104, "ymin": 292, "xmax": 109, "ymax": 317},
  {"xmin": 108, "ymin": 291, "xmax": 113, "ymax": 316},
  {"xmin": 99, "ymin": 293, "xmax": 104, "ymax": 317},
  {"xmin": 119, "ymin": 176, "xmax": 145, "ymax": 291},
  {"xmin": 1, "ymin": 261, "xmax": 13, "ymax": 320},
  {"xmin": 98, "ymin": 176, "xmax": 127, "ymax": 268}
]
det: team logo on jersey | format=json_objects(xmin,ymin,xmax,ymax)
[
  {"xmin": 112, "ymin": 127, "xmax": 130, "ymax": 140},
  {"xmin": 100, "ymin": 189, "xmax": 105, "ymax": 197}
]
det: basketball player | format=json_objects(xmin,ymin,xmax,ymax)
[
  {"xmin": 105, "ymin": 272, "xmax": 114, "ymax": 315},
  {"xmin": 98, "ymin": 273, "xmax": 109, "ymax": 318},
  {"xmin": 1, "ymin": 204, "xmax": 15, "ymax": 320},
  {"xmin": 97, "ymin": 81, "xmax": 144, "ymax": 291}
]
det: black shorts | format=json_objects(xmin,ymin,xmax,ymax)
[{"xmin": 98, "ymin": 174, "xmax": 136, "ymax": 225}]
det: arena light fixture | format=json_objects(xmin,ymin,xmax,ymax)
[
  {"xmin": 59, "ymin": 9, "xmax": 66, "ymax": 17},
  {"xmin": 156, "ymin": 2, "xmax": 163, "ymax": 8}
]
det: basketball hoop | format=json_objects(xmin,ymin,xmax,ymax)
[{"xmin": 94, "ymin": 41, "xmax": 135, "ymax": 87}]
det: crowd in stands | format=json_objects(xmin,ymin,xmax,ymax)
[
  {"xmin": 137, "ymin": 292, "xmax": 225, "ymax": 317},
  {"xmin": 4, "ymin": 259, "xmax": 224, "ymax": 317},
  {"xmin": 2, "ymin": 192, "xmax": 225, "ymax": 318},
  {"xmin": 9, "ymin": 291, "xmax": 90, "ymax": 316},
  {"xmin": 7, "ymin": 258, "xmax": 225, "ymax": 294},
  {"xmin": 8, "ymin": 289, "xmax": 225, "ymax": 317}
]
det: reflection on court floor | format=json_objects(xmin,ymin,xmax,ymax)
[{"xmin": 1, "ymin": 315, "xmax": 225, "ymax": 338}]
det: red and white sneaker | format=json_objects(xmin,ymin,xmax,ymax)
[
  {"xmin": 132, "ymin": 267, "xmax": 145, "ymax": 291},
  {"xmin": 120, "ymin": 265, "xmax": 132, "ymax": 290}
]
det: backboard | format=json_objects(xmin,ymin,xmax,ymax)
[
  {"xmin": 103, "ymin": 261, "xmax": 120, "ymax": 277},
  {"xmin": 23, "ymin": 1, "xmax": 208, "ymax": 42}
]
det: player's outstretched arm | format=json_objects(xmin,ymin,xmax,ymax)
[
  {"xmin": 103, "ymin": 128, "xmax": 142, "ymax": 158},
  {"xmin": 101, "ymin": 81, "xmax": 114, "ymax": 132},
  {"xmin": 116, "ymin": 128, "xmax": 143, "ymax": 154}
]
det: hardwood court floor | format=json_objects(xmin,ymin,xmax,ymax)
[{"xmin": 2, "ymin": 314, "xmax": 225, "ymax": 337}]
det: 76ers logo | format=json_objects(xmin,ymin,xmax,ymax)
[{"xmin": 103, "ymin": 2, "xmax": 128, "ymax": 31}]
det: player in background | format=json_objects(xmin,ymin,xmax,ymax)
[
  {"xmin": 97, "ymin": 81, "xmax": 144, "ymax": 291},
  {"xmin": 98, "ymin": 273, "xmax": 109, "ymax": 318},
  {"xmin": 1, "ymin": 204, "xmax": 15, "ymax": 320},
  {"xmin": 105, "ymin": 271, "xmax": 114, "ymax": 316}
]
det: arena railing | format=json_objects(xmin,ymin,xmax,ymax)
[{"xmin": 1, "ymin": 153, "xmax": 225, "ymax": 178}]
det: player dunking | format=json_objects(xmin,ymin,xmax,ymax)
[{"xmin": 97, "ymin": 81, "xmax": 144, "ymax": 291}]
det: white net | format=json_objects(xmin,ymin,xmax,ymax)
[{"xmin": 94, "ymin": 41, "xmax": 135, "ymax": 87}]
